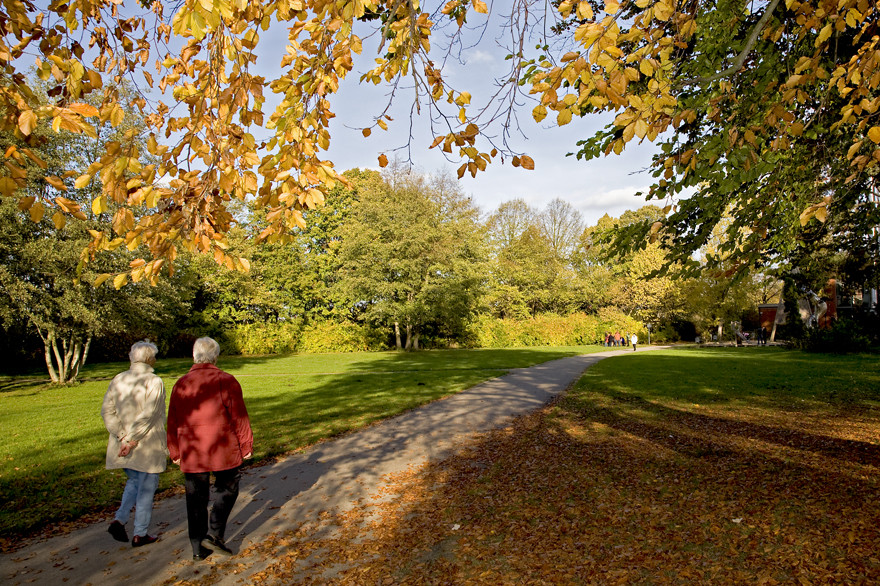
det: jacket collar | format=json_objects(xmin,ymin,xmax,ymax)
[
  {"xmin": 190, "ymin": 362, "xmax": 219, "ymax": 372},
  {"xmin": 130, "ymin": 362, "xmax": 154, "ymax": 374}
]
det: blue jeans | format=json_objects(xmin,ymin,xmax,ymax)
[{"xmin": 115, "ymin": 469, "xmax": 160, "ymax": 537}]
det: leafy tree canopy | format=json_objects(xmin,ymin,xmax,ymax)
[{"xmin": 1, "ymin": 0, "xmax": 877, "ymax": 285}]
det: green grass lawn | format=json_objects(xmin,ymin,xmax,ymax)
[{"xmin": 0, "ymin": 346, "xmax": 598, "ymax": 538}]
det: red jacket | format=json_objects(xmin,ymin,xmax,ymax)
[{"xmin": 167, "ymin": 363, "xmax": 253, "ymax": 473}]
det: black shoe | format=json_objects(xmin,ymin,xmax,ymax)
[
  {"xmin": 108, "ymin": 520, "xmax": 128, "ymax": 543},
  {"xmin": 131, "ymin": 534, "xmax": 159, "ymax": 547},
  {"xmin": 200, "ymin": 534, "xmax": 233, "ymax": 556},
  {"xmin": 192, "ymin": 546, "xmax": 213, "ymax": 561}
]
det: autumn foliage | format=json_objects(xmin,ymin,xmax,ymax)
[{"xmin": 2, "ymin": 0, "xmax": 879, "ymax": 282}]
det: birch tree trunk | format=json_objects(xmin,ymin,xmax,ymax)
[
  {"xmin": 40, "ymin": 329, "xmax": 61, "ymax": 384},
  {"xmin": 38, "ymin": 328, "xmax": 91, "ymax": 384}
]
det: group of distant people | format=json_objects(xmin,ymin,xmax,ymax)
[
  {"xmin": 603, "ymin": 331, "xmax": 639, "ymax": 351},
  {"xmin": 101, "ymin": 337, "xmax": 253, "ymax": 561},
  {"xmin": 755, "ymin": 326, "xmax": 769, "ymax": 345}
]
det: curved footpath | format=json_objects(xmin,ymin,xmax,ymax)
[{"xmin": 1, "ymin": 346, "xmax": 664, "ymax": 585}]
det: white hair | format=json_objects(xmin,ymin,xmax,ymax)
[
  {"xmin": 129, "ymin": 340, "xmax": 158, "ymax": 365},
  {"xmin": 193, "ymin": 337, "xmax": 220, "ymax": 364}
]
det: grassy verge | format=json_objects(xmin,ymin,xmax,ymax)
[
  {"xmin": 0, "ymin": 346, "xmax": 597, "ymax": 539},
  {"xmin": 242, "ymin": 347, "xmax": 880, "ymax": 584}
]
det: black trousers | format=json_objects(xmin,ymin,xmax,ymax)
[{"xmin": 183, "ymin": 466, "xmax": 241, "ymax": 554}]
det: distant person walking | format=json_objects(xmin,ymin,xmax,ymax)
[
  {"xmin": 101, "ymin": 340, "xmax": 167, "ymax": 548},
  {"xmin": 631, "ymin": 333, "xmax": 638, "ymax": 351},
  {"xmin": 168, "ymin": 337, "xmax": 253, "ymax": 561}
]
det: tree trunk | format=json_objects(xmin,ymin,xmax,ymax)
[
  {"xmin": 41, "ymin": 329, "xmax": 61, "ymax": 384},
  {"xmin": 72, "ymin": 336, "xmax": 92, "ymax": 380},
  {"xmin": 394, "ymin": 321, "xmax": 402, "ymax": 349},
  {"xmin": 716, "ymin": 322, "xmax": 723, "ymax": 341},
  {"xmin": 770, "ymin": 295, "xmax": 784, "ymax": 342},
  {"xmin": 404, "ymin": 323, "xmax": 413, "ymax": 351},
  {"xmin": 43, "ymin": 331, "xmax": 89, "ymax": 384},
  {"xmin": 412, "ymin": 333, "xmax": 420, "ymax": 351}
]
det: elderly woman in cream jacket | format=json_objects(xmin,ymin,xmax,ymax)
[{"xmin": 101, "ymin": 340, "xmax": 168, "ymax": 547}]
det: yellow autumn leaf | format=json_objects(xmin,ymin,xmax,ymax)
[
  {"xmin": 520, "ymin": 155, "xmax": 535, "ymax": 170},
  {"xmin": 45, "ymin": 176, "xmax": 67, "ymax": 191},
  {"xmin": 94, "ymin": 273, "xmax": 112, "ymax": 287},
  {"xmin": 815, "ymin": 23, "xmax": 833, "ymax": 47},
  {"xmin": 29, "ymin": 201, "xmax": 45, "ymax": 222},
  {"xmin": 867, "ymin": 126, "xmax": 880, "ymax": 144},
  {"xmin": 92, "ymin": 196, "xmax": 107, "ymax": 215},
  {"xmin": 18, "ymin": 110, "xmax": 37, "ymax": 136},
  {"xmin": 558, "ymin": 0, "xmax": 575, "ymax": 17},
  {"xmin": 378, "ymin": 153, "xmax": 388, "ymax": 167},
  {"xmin": 654, "ymin": 0, "xmax": 674, "ymax": 21},
  {"xmin": 576, "ymin": 1, "xmax": 594, "ymax": 19},
  {"xmin": 113, "ymin": 273, "xmax": 128, "ymax": 289},
  {"xmin": 533, "ymin": 104, "xmax": 548, "ymax": 123},
  {"xmin": 52, "ymin": 211, "xmax": 66, "ymax": 230},
  {"xmin": 557, "ymin": 108, "xmax": 573, "ymax": 126},
  {"xmin": 472, "ymin": 0, "xmax": 488, "ymax": 14},
  {"xmin": 75, "ymin": 174, "xmax": 91, "ymax": 189},
  {"xmin": 362, "ymin": 128, "xmax": 371, "ymax": 137},
  {"xmin": 605, "ymin": 0, "xmax": 620, "ymax": 15},
  {"xmin": 68, "ymin": 103, "xmax": 99, "ymax": 117}
]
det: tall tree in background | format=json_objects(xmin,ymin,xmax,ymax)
[
  {"xmin": 486, "ymin": 199, "xmax": 536, "ymax": 251},
  {"xmin": 538, "ymin": 198, "xmax": 584, "ymax": 263},
  {"xmin": 336, "ymin": 166, "xmax": 486, "ymax": 350},
  {"xmin": 0, "ymin": 81, "xmax": 191, "ymax": 381}
]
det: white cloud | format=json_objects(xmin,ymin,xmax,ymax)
[{"xmin": 464, "ymin": 49, "xmax": 495, "ymax": 65}]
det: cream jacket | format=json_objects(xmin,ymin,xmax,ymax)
[{"xmin": 101, "ymin": 362, "xmax": 168, "ymax": 473}]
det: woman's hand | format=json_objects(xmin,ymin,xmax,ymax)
[{"xmin": 117, "ymin": 440, "xmax": 138, "ymax": 457}]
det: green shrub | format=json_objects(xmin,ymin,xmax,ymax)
[
  {"xmin": 794, "ymin": 316, "xmax": 877, "ymax": 354},
  {"xmin": 297, "ymin": 321, "xmax": 388, "ymax": 353},
  {"xmin": 222, "ymin": 321, "xmax": 304, "ymax": 355},
  {"xmin": 472, "ymin": 311, "xmax": 644, "ymax": 348},
  {"xmin": 220, "ymin": 320, "xmax": 389, "ymax": 355}
]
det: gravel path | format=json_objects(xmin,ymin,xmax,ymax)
[{"xmin": 1, "ymin": 347, "xmax": 660, "ymax": 585}]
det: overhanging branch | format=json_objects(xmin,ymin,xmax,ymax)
[{"xmin": 677, "ymin": 0, "xmax": 782, "ymax": 88}]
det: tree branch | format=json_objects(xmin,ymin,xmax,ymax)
[{"xmin": 678, "ymin": 0, "xmax": 782, "ymax": 87}]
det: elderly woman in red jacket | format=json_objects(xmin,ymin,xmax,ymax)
[{"xmin": 167, "ymin": 337, "xmax": 253, "ymax": 561}]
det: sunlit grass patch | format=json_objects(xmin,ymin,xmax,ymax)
[{"xmin": 0, "ymin": 346, "xmax": 595, "ymax": 539}]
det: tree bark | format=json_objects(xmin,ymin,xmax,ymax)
[
  {"xmin": 394, "ymin": 321, "xmax": 402, "ymax": 349},
  {"xmin": 41, "ymin": 329, "xmax": 60, "ymax": 384},
  {"xmin": 72, "ymin": 336, "xmax": 92, "ymax": 380}
]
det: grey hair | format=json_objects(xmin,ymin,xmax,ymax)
[
  {"xmin": 193, "ymin": 337, "xmax": 221, "ymax": 364},
  {"xmin": 129, "ymin": 340, "xmax": 158, "ymax": 364}
]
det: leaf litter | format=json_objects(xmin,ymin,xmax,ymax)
[{"xmin": 177, "ymin": 390, "xmax": 880, "ymax": 585}]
